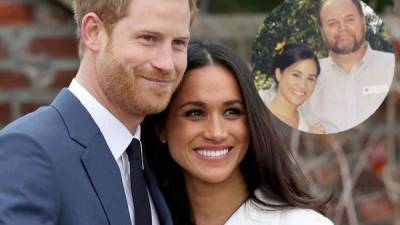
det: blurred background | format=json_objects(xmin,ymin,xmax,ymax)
[{"xmin": 0, "ymin": 0, "xmax": 398, "ymax": 224}]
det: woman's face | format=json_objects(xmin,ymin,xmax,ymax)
[
  {"xmin": 163, "ymin": 64, "xmax": 249, "ymax": 184},
  {"xmin": 276, "ymin": 59, "xmax": 318, "ymax": 106}
]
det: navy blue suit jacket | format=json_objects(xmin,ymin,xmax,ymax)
[{"xmin": 0, "ymin": 89, "xmax": 173, "ymax": 225}]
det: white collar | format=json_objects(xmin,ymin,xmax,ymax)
[
  {"xmin": 68, "ymin": 79, "xmax": 140, "ymax": 160},
  {"xmin": 327, "ymin": 41, "xmax": 372, "ymax": 70}
]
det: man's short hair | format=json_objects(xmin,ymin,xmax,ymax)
[
  {"xmin": 317, "ymin": 0, "xmax": 364, "ymax": 25},
  {"xmin": 73, "ymin": 0, "xmax": 198, "ymax": 57}
]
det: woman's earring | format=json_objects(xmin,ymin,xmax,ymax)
[{"xmin": 160, "ymin": 139, "xmax": 167, "ymax": 144}]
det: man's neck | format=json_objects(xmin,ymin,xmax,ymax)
[{"xmin": 330, "ymin": 42, "xmax": 367, "ymax": 73}]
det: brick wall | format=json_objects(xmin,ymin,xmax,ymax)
[{"xmin": 0, "ymin": 0, "xmax": 79, "ymax": 127}]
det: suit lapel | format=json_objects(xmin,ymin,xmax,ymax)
[
  {"xmin": 81, "ymin": 134, "xmax": 131, "ymax": 225},
  {"xmin": 51, "ymin": 89, "xmax": 131, "ymax": 225},
  {"xmin": 144, "ymin": 161, "xmax": 173, "ymax": 225}
]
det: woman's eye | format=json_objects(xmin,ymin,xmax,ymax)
[
  {"xmin": 224, "ymin": 108, "xmax": 242, "ymax": 117},
  {"xmin": 184, "ymin": 109, "xmax": 204, "ymax": 118},
  {"xmin": 291, "ymin": 73, "xmax": 300, "ymax": 78},
  {"xmin": 308, "ymin": 77, "xmax": 316, "ymax": 82}
]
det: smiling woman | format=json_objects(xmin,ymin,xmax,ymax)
[
  {"xmin": 260, "ymin": 43, "xmax": 325, "ymax": 134},
  {"xmin": 142, "ymin": 41, "xmax": 333, "ymax": 225}
]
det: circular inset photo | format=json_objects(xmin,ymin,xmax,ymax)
[{"xmin": 252, "ymin": 0, "xmax": 396, "ymax": 134}]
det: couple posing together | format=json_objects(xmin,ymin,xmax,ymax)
[
  {"xmin": 261, "ymin": 0, "xmax": 395, "ymax": 134},
  {"xmin": 0, "ymin": 0, "xmax": 332, "ymax": 225}
]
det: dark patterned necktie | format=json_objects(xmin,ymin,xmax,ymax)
[{"xmin": 126, "ymin": 139, "xmax": 152, "ymax": 225}]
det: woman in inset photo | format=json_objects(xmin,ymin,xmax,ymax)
[{"xmin": 260, "ymin": 43, "xmax": 326, "ymax": 134}]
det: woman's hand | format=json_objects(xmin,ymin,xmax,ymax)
[{"xmin": 309, "ymin": 123, "xmax": 326, "ymax": 134}]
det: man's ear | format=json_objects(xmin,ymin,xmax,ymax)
[
  {"xmin": 81, "ymin": 12, "xmax": 107, "ymax": 52},
  {"xmin": 275, "ymin": 68, "xmax": 282, "ymax": 82},
  {"xmin": 362, "ymin": 16, "xmax": 367, "ymax": 32}
]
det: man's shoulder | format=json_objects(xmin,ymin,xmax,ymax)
[
  {"xmin": 2, "ymin": 106, "xmax": 59, "ymax": 134},
  {"xmin": 318, "ymin": 57, "xmax": 332, "ymax": 67},
  {"xmin": 369, "ymin": 48, "xmax": 395, "ymax": 64},
  {"xmin": 318, "ymin": 57, "xmax": 333, "ymax": 77},
  {"xmin": 0, "ymin": 105, "xmax": 68, "ymax": 147},
  {"xmin": 369, "ymin": 49, "xmax": 395, "ymax": 77},
  {"xmin": 313, "ymin": 57, "xmax": 331, "ymax": 84},
  {"xmin": 370, "ymin": 48, "xmax": 395, "ymax": 57},
  {"xmin": 319, "ymin": 57, "xmax": 330, "ymax": 63}
]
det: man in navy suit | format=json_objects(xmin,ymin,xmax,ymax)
[{"xmin": 0, "ymin": 0, "xmax": 196, "ymax": 224}]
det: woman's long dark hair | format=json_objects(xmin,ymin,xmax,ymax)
[{"xmin": 142, "ymin": 41, "xmax": 328, "ymax": 225}]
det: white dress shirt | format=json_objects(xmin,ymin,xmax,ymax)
[
  {"xmin": 301, "ymin": 43, "xmax": 395, "ymax": 133},
  {"xmin": 69, "ymin": 79, "xmax": 159, "ymax": 225}
]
